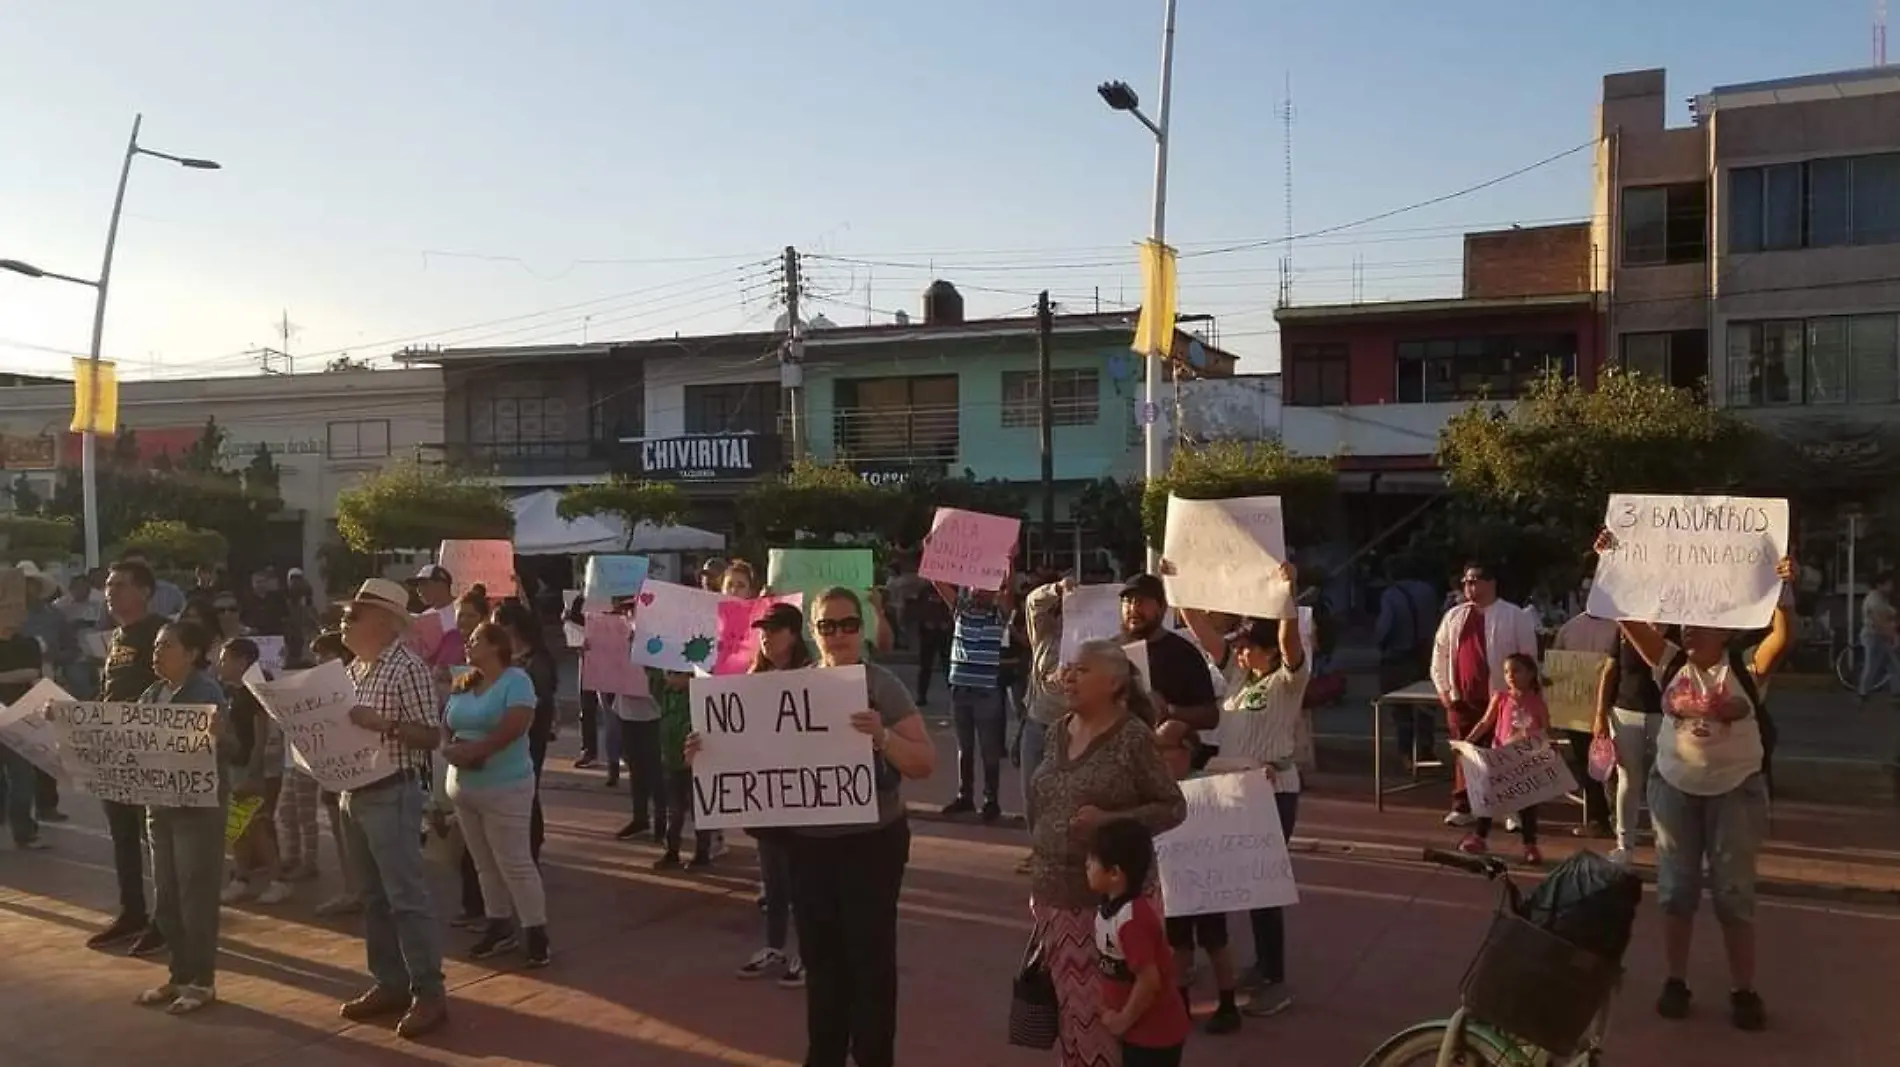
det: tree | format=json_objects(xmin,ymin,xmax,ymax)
[
  {"xmin": 0, "ymin": 515, "xmax": 77, "ymax": 562},
  {"xmin": 885, "ymin": 469, "xmax": 1028, "ymax": 550},
  {"xmin": 737, "ymin": 460, "xmax": 891, "ymax": 548},
  {"xmin": 46, "ymin": 417, "xmax": 284, "ymax": 555},
  {"xmin": 6, "ymin": 473, "xmax": 41, "ymax": 516},
  {"xmin": 113, "ymin": 520, "xmax": 229, "ymax": 570},
  {"xmin": 1142, "ymin": 439, "xmax": 1339, "ymax": 550},
  {"xmin": 326, "ymin": 355, "xmax": 373, "ymax": 372},
  {"xmin": 557, "ymin": 478, "xmax": 688, "ymax": 549},
  {"xmin": 334, "ymin": 463, "xmax": 514, "ymax": 553},
  {"xmin": 1071, "ymin": 477, "xmax": 1146, "ymax": 578}
]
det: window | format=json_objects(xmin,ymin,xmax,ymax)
[
  {"xmin": 1621, "ymin": 183, "xmax": 1707, "ymax": 266},
  {"xmin": 1285, "ymin": 343, "xmax": 1349, "ymax": 406},
  {"xmin": 1000, "ymin": 369, "xmax": 1100, "ymax": 427},
  {"xmin": 1393, "ymin": 334, "xmax": 1577, "ymax": 402},
  {"xmin": 683, "ymin": 383, "xmax": 777, "ymax": 435},
  {"xmin": 591, "ymin": 366, "xmax": 644, "ymax": 442},
  {"xmin": 1619, "ymin": 330, "xmax": 1710, "ymax": 391},
  {"xmin": 834, "ymin": 375, "xmax": 959, "ymax": 462},
  {"xmin": 1621, "ymin": 334, "xmax": 1671, "ymax": 381},
  {"xmin": 1722, "ymin": 316, "xmax": 1900, "ymax": 407},
  {"xmin": 1731, "ymin": 153, "xmax": 1900, "ymax": 253},
  {"xmin": 470, "ymin": 379, "xmax": 568, "ymax": 456},
  {"xmin": 326, "ymin": 419, "xmax": 390, "ymax": 460}
]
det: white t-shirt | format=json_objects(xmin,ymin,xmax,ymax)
[
  {"xmin": 1208, "ymin": 660, "xmax": 1310, "ymax": 794},
  {"xmin": 1651, "ymin": 642, "xmax": 1764, "ymax": 797}
]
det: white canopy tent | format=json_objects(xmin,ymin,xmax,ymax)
[{"xmin": 508, "ymin": 489, "xmax": 726, "ymax": 556}]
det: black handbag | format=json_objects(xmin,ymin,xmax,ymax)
[{"xmin": 1008, "ymin": 924, "xmax": 1060, "ymax": 1050}]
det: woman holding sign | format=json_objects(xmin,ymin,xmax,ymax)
[
  {"xmin": 1596, "ymin": 531, "xmax": 1794, "ymax": 1034},
  {"xmin": 136, "ymin": 620, "xmax": 238, "ymax": 1016},
  {"xmin": 685, "ymin": 587, "xmax": 934, "ymax": 1067}
]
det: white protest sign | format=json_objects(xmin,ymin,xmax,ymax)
[
  {"xmin": 629, "ymin": 581, "xmax": 729, "ymax": 673},
  {"xmin": 1450, "ymin": 738, "xmax": 1579, "ymax": 818},
  {"xmin": 0, "ymin": 678, "xmax": 73, "ymax": 781},
  {"xmin": 1542, "ymin": 650, "xmax": 1606, "ymax": 734},
  {"xmin": 918, "ymin": 507, "xmax": 1021, "ymax": 591},
  {"xmin": 438, "ymin": 539, "xmax": 518, "ymax": 600},
  {"xmin": 1587, "ymin": 494, "xmax": 1789, "ymax": 629},
  {"xmin": 1155, "ymin": 771, "xmax": 1298, "ymax": 916},
  {"xmin": 47, "ymin": 700, "xmax": 221, "ymax": 808},
  {"xmin": 1162, "ymin": 495, "xmax": 1292, "ymax": 619},
  {"xmin": 244, "ymin": 660, "xmax": 388, "ymax": 792},
  {"xmin": 1059, "ymin": 584, "xmax": 1126, "ymax": 665},
  {"xmin": 1123, "ymin": 640, "xmax": 1151, "ymax": 686},
  {"xmin": 687, "ymin": 665, "xmax": 878, "ymax": 831},
  {"xmin": 251, "ymin": 634, "xmax": 287, "ymax": 672}
]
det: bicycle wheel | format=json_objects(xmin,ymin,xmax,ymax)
[
  {"xmin": 1837, "ymin": 645, "xmax": 1861, "ymax": 691},
  {"xmin": 1359, "ymin": 1023, "xmax": 1523, "ymax": 1067}
]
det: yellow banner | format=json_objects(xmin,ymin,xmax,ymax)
[
  {"xmin": 69, "ymin": 358, "xmax": 118, "ymax": 436},
  {"xmin": 1132, "ymin": 239, "xmax": 1178, "ymax": 358}
]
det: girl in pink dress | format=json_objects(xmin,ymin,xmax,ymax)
[{"xmin": 1458, "ymin": 652, "xmax": 1550, "ymax": 864}]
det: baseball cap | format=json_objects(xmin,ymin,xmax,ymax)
[
  {"xmin": 752, "ymin": 603, "xmax": 805, "ymax": 631},
  {"xmin": 1225, "ymin": 617, "xmax": 1279, "ymax": 648},
  {"xmin": 412, "ymin": 564, "xmax": 453, "ymax": 585},
  {"xmin": 1119, "ymin": 573, "xmax": 1167, "ymax": 604}
]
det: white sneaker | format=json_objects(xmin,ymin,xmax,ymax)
[
  {"xmin": 710, "ymin": 833, "xmax": 729, "ymax": 859},
  {"xmin": 1443, "ymin": 810, "xmax": 1475, "ymax": 828},
  {"xmin": 255, "ymin": 881, "xmax": 294, "ymax": 905},
  {"xmin": 736, "ymin": 948, "xmax": 785, "ymax": 979},
  {"xmin": 219, "ymin": 880, "xmax": 252, "ymax": 905},
  {"xmin": 779, "ymin": 957, "xmax": 807, "ymax": 988},
  {"xmin": 1504, "ymin": 816, "xmax": 1521, "ymax": 833}
]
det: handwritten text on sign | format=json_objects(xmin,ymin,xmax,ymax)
[
  {"xmin": 584, "ymin": 554, "xmax": 651, "ymax": 604},
  {"xmin": 48, "ymin": 700, "xmax": 221, "ymax": 808},
  {"xmin": 1058, "ymin": 584, "xmax": 1125, "ymax": 665},
  {"xmin": 244, "ymin": 660, "xmax": 388, "ymax": 792},
  {"xmin": 0, "ymin": 678, "xmax": 74, "ymax": 781},
  {"xmin": 1542, "ymin": 650, "xmax": 1608, "ymax": 734},
  {"xmin": 438, "ymin": 539, "xmax": 518, "ymax": 600},
  {"xmin": 688, "ymin": 666, "xmax": 877, "ymax": 831},
  {"xmin": 1586, "ymin": 494, "xmax": 1789, "ymax": 629},
  {"xmin": 766, "ymin": 548, "xmax": 879, "ymax": 642},
  {"xmin": 629, "ymin": 581, "xmax": 728, "ymax": 673},
  {"xmin": 1155, "ymin": 771, "xmax": 1299, "ymax": 916},
  {"xmin": 918, "ymin": 507, "xmax": 1020, "ymax": 590},
  {"xmin": 1450, "ymin": 738, "xmax": 1579, "ymax": 818},
  {"xmin": 1161, "ymin": 495, "xmax": 1292, "ymax": 619}
]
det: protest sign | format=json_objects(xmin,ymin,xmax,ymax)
[
  {"xmin": 48, "ymin": 699, "xmax": 221, "ymax": 808},
  {"xmin": 244, "ymin": 660, "xmax": 388, "ymax": 792},
  {"xmin": 688, "ymin": 665, "xmax": 877, "ymax": 831},
  {"xmin": 766, "ymin": 548, "xmax": 879, "ymax": 641},
  {"xmin": 584, "ymin": 554, "xmax": 651, "ymax": 605},
  {"xmin": 1451, "ymin": 738, "xmax": 1579, "ymax": 818},
  {"xmin": 404, "ymin": 609, "xmax": 447, "ymax": 660},
  {"xmin": 561, "ymin": 588, "xmax": 586, "ymax": 646},
  {"xmin": 1123, "ymin": 640, "xmax": 1152, "ymax": 685},
  {"xmin": 1161, "ymin": 495, "xmax": 1292, "ymax": 618},
  {"xmin": 715, "ymin": 593, "xmax": 805, "ymax": 676},
  {"xmin": 438, "ymin": 539, "xmax": 518, "ymax": 599},
  {"xmin": 0, "ymin": 678, "xmax": 73, "ymax": 781},
  {"xmin": 918, "ymin": 507, "xmax": 1020, "ymax": 590},
  {"xmin": 1587, "ymin": 494, "xmax": 1790, "ymax": 629},
  {"xmin": 252, "ymin": 634, "xmax": 287, "ymax": 672},
  {"xmin": 581, "ymin": 613, "xmax": 647, "ymax": 694},
  {"xmin": 629, "ymin": 581, "xmax": 728, "ymax": 673},
  {"xmin": 225, "ymin": 795, "xmax": 264, "ymax": 849},
  {"xmin": 1543, "ymin": 650, "xmax": 1607, "ymax": 734},
  {"xmin": 1058, "ymin": 584, "xmax": 1126, "ymax": 665},
  {"xmin": 1155, "ymin": 771, "xmax": 1298, "ymax": 916}
]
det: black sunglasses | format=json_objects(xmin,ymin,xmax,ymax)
[{"xmin": 814, "ymin": 617, "xmax": 863, "ymax": 637}]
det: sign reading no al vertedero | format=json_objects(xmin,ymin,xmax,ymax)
[{"xmin": 687, "ymin": 666, "xmax": 878, "ymax": 831}]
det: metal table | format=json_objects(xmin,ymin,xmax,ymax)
[{"xmin": 1371, "ymin": 681, "xmax": 1449, "ymax": 812}]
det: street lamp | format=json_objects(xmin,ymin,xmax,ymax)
[
  {"xmin": 0, "ymin": 114, "xmax": 219, "ymax": 568},
  {"xmin": 1100, "ymin": 0, "xmax": 1178, "ymax": 573}
]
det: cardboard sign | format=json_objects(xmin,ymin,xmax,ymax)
[
  {"xmin": 1058, "ymin": 584, "xmax": 1126, "ymax": 665},
  {"xmin": 1451, "ymin": 738, "xmax": 1580, "ymax": 818},
  {"xmin": 1123, "ymin": 640, "xmax": 1152, "ymax": 686},
  {"xmin": 405, "ymin": 610, "xmax": 447, "ymax": 660},
  {"xmin": 584, "ymin": 554, "xmax": 651, "ymax": 605},
  {"xmin": 1155, "ymin": 771, "xmax": 1299, "ymax": 916},
  {"xmin": 918, "ymin": 507, "xmax": 1019, "ymax": 591},
  {"xmin": 1587, "ymin": 494, "xmax": 1790, "ymax": 629},
  {"xmin": 766, "ymin": 548, "xmax": 879, "ymax": 641},
  {"xmin": 438, "ymin": 539, "xmax": 518, "ymax": 600},
  {"xmin": 251, "ymin": 634, "xmax": 287, "ymax": 672},
  {"xmin": 243, "ymin": 661, "xmax": 388, "ymax": 792},
  {"xmin": 628, "ymin": 581, "xmax": 728, "ymax": 673},
  {"xmin": 1543, "ymin": 650, "xmax": 1607, "ymax": 734},
  {"xmin": 580, "ymin": 613, "xmax": 647, "ymax": 695},
  {"xmin": 687, "ymin": 666, "xmax": 878, "ymax": 831},
  {"xmin": 47, "ymin": 700, "xmax": 222, "ymax": 808},
  {"xmin": 1161, "ymin": 495, "xmax": 1292, "ymax": 619},
  {"xmin": 0, "ymin": 678, "xmax": 73, "ymax": 781},
  {"xmin": 715, "ymin": 593, "xmax": 805, "ymax": 676}
]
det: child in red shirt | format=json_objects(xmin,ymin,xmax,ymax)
[{"xmin": 1088, "ymin": 819, "xmax": 1192, "ymax": 1067}]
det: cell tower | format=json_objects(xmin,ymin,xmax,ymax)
[
  {"xmin": 1878, "ymin": 0, "xmax": 1889, "ymax": 66},
  {"xmin": 1277, "ymin": 73, "xmax": 1296, "ymax": 308}
]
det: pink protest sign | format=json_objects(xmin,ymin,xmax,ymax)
[
  {"xmin": 918, "ymin": 507, "xmax": 1021, "ymax": 590},
  {"xmin": 580, "ymin": 613, "xmax": 645, "ymax": 696},
  {"xmin": 404, "ymin": 610, "xmax": 446, "ymax": 662},
  {"xmin": 714, "ymin": 593, "xmax": 804, "ymax": 675}
]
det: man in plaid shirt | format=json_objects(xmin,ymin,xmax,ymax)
[{"xmin": 336, "ymin": 578, "xmax": 449, "ymax": 1040}]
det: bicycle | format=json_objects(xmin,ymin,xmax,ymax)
[
  {"xmin": 1835, "ymin": 641, "xmax": 1892, "ymax": 694},
  {"xmin": 1358, "ymin": 849, "xmax": 1617, "ymax": 1067}
]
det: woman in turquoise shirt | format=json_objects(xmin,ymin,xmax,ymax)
[{"xmin": 443, "ymin": 621, "xmax": 550, "ymax": 968}]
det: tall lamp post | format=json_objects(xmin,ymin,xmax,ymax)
[
  {"xmin": 0, "ymin": 114, "xmax": 220, "ymax": 568},
  {"xmin": 1099, "ymin": 0, "xmax": 1178, "ymax": 573}
]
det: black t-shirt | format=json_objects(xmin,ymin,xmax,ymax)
[
  {"xmin": 1143, "ymin": 629, "xmax": 1217, "ymax": 712},
  {"xmin": 1612, "ymin": 634, "xmax": 1662, "ymax": 716},
  {"xmin": 103, "ymin": 615, "xmax": 165, "ymax": 702},
  {"xmin": 0, "ymin": 633, "xmax": 44, "ymax": 705}
]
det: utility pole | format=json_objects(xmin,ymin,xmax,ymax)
[
  {"xmin": 780, "ymin": 245, "xmax": 806, "ymax": 460},
  {"xmin": 1036, "ymin": 291, "xmax": 1056, "ymax": 572}
]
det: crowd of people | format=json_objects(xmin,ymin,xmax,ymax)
[{"xmin": 0, "ymin": 522, "xmax": 1798, "ymax": 1063}]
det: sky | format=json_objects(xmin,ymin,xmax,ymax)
[{"xmin": 0, "ymin": 1, "xmax": 1880, "ymax": 381}]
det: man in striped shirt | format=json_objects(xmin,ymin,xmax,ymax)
[{"xmin": 931, "ymin": 579, "xmax": 1012, "ymax": 824}]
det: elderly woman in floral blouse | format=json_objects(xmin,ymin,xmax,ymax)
[{"xmin": 1028, "ymin": 639, "xmax": 1187, "ymax": 1067}]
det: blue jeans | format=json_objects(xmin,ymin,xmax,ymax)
[
  {"xmin": 1017, "ymin": 718, "xmax": 1050, "ymax": 827},
  {"xmin": 149, "ymin": 803, "xmax": 227, "ymax": 987},
  {"xmin": 0, "ymin": 745, "xmax": 39, "ymax": 845},
  {"xmin": 601, "ymin": 710, "xmax": 624, "ymax": 770},
  {"xmin": 1860, "ymin": 633, "xmax": 1897, "ymax": 697},
  {"xmin": 949, "ymin": 685, "xmax": 1008, "ymax": 804},
  {"xmin": 1649, "ymin": 771, "xmax": 1769, "ymax": 926},
  {"xmin": 341, "ymin": 777, "xmax": 445, "ymax": 997}
]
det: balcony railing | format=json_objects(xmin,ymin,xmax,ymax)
[{"xmin": 831, "ymin": 405, "xmax": 960, "ymax": 466}]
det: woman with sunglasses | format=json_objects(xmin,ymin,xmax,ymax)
[
  {"xmin": 735, "ymin": 602, "xmax": 814, "ymax": 988},
  {"xmin": 686, "ymin": 587, "xmax": 934, "ymax": 1067}
]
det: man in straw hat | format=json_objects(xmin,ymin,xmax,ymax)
[{"xmin": 334, "ymin": 578, "xmax": 449, "ymax": 1039}]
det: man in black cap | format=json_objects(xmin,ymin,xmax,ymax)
[{"xmin": 1119, "ymin": 574, "xmax": 1219, "ymax": 737}]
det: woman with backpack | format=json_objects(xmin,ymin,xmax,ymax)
[{"xmin": 1596, "ymin": 532, "xmax": 1793, "ymax": 1034}]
